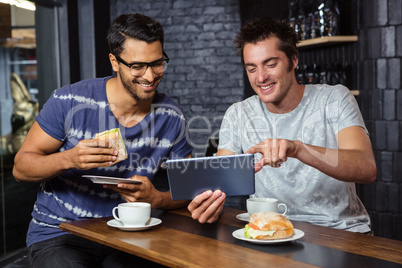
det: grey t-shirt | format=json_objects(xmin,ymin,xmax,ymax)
[{"xmin": 218, "ymin": 84, "xmax": 371, "ymax": 232}]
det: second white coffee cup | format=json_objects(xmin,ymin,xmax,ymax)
[
  {"xmin": 112, "ymin": 202, "xmax": 151, "ymax": 226},
  {"xmin": 247, "ymin": 198, "xmax": 287, "ymax": 216}
]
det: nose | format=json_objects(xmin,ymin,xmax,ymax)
[
  {"xmin": 141, "ymin": 66, "xmax": 156, "ymax": 81},
  {"xmin": 257, "ymin": 68, "xmax": 269, "ymax": 83}
]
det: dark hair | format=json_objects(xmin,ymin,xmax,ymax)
[
  {"xmin": 107, "ymin": 13, "xmax": 164, "ymax": 56},
  {"xmin": 234, "ymin": 17, "xmax": 299, "ymax": 69}
]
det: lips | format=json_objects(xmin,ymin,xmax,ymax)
[
  {"xmin": 259, "ymin": 83, "xmax": 276, "ymax": 94},
  {"xmin": 139, "ymin": 83, "xmax": 154, "ymax": 89},
  {"xmin": 135, "ymin": 77, "xmax": 161, "ymax": 91},
  {"xmin": 135, "ymin": 80, "xmax": 157, "ymax": 91}
]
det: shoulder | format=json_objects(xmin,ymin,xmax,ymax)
[
  {"xmin": 152, "ymin": 92, "xmax": 185, "ymax": 118},
  {"xmin": 55, "ymin": 77, "xmax": 109, "ymax": 95},
  {"xmin": 307, "ymin": 84, "xmax": 352, "ymax": 98},
  {"xmin": 153, "ymin": 92, "xmax": 179, "ymax": 106},
  {"xmin": 305, "ymin": 84, "xmax": 355, "ymax": 106},
  {"xmin": 242, "ymin": 95, "xmax": 262, "ymax": 106},
  {"xmin": 50, "ymin": 77, "xmax": 110, "ymax": 106},
  {"xmin": 225, "ymin": 95, "xmax": 263, "ymax": 115}
]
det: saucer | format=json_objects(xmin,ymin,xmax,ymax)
[
  {"xmin": 232, "ymin": 228, "xmax": 305, "ymax": 244},
  {"xmin": 236, "ymin": 213, "xmax": 250, "ymax": 222},
  {"xmin": 107, "ymin": 217, "xmax": 162, "ymax": 231}
]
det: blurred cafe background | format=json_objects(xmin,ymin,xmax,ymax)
[{"xmin": 0, "ymin": 0, "xmax": 401, "ymax": 261}]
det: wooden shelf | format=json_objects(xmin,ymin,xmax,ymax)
[
  {"xmin": 297, "ymin": 35, "xmax": 358, "ymax": 49},
  {"xmin": 297, "ymin": 36, "xmax": 360, "ymax": 97},
  {"xmin": 0, "ymin": 29, "xmax": 36, "ymax": 49},
  {"xmin": 351, "ymin": 90, "xmax": 359, "ymax": 96}
]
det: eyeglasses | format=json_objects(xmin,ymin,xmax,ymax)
[{"xmin": 114, "ymin": 51, "xmax": 170, "ymax": 77}]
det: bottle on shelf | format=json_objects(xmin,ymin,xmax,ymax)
[
  {"xmin": 296, "ymin": 62, "xmax": 350, "ymax": 87},
  {"xmin": 326, "ymin": 0, "xmax": 340, "ymax": 36},
  {"xmin": 290, "ymin": 0, "xmax": 341, "ymax": 39},
  {"xmin": 288, "ymin": 1, "xmax": 298, "ymax": 33}
]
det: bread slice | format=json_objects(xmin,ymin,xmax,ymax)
[
  {"xmin": 254, "ymin": 228, "xmax": 294, "ymax": 240},
  {"xmin": 94, "ymin": 128, "xmax": 128, "ymax": 165},
  {"xmin": 251, "ymin": 212, "xmax": 294, "ymax": 231},
  {"xmin": 247, "ymin": 212, "xmax": 294, "ymax": 240}
]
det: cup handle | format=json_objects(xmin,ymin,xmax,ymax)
[
  {"xmin": 278, "ymin": 203, "xmax": 287, "ymax": 215},
  {"xmin": 112, "ymin": 207, "xmax": 121, "ymax": 221}
]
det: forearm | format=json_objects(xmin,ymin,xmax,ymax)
[
  {"xmin": 294, "ymin": 141, "xmax": 377, "ymax": 183},
  {"xmin": 155, "ymin": 191, "xmax": 190, "ymax": 210},
  {"xmin": 13, "ymin": 150, "xmax": 72, "ymax": 183}
]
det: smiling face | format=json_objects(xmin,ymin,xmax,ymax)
[
  {"xmin": 243, "ymin": 36, "xmax": 299, "ymax": 112},
  {"xmin": 111, "ymin": 39, "xmax": 164, "ymax": 102}
]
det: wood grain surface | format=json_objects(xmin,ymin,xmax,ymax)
[{"xmin": 60, "ymin": 207, "xmax": 402, "ymax": 267}]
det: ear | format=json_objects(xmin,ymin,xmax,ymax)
[
  {"xmin": 109, "ymin": 53, "xmax": 119, "ymax": 72},
  {"xmin": 292, "ymin": 54, "xmax": 299, "ymax": 70}
]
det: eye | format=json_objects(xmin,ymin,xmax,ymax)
[
  {"xmin": 131, "ymin": 64, "xmax": 146, "ymax": 70},
  {"xmin": 151, "ymin": 60, "xmax": 164, "ymax": 67},
  {"xmin": 246, "ymin": 68, "xmax": 256, "ymax": 73},
  {"xmin": 267, "ymin": 63, "xmax": 277, "ymax": 68}
]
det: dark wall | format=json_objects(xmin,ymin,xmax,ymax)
[
  {"xmin": 357, "ymin": 0, "xmax": 402, "ymax": 240},
  {"xmin": 56, "ymin": 0, "xmax": 111, "ymax": 85},
  {"xmin": 94, "ymin": 0, "xmax": 111, "ymax": 78}
]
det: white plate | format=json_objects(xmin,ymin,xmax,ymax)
[
  {"xmin": 107, "ymin": 218, "xmax": 162, "ymax": 231},
  {"xmin": 82, "ymin": 175, "xmax": 142, "ymax": 185},
  {"xmin": 232, "ymin": 228, "xmax": 305, "ymax": 244},
  {"xmin": 236, "ymin": 213, "xmax": 250, "ymax": 222}
]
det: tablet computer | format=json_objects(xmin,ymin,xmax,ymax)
[{"xmin": 166, "ymin": 154, "xmax": 255, "ymax": 201}]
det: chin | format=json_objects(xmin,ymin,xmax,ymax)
[
  {"xmin": 136, "ymin": 91, "xmax": 156, "ymax": 101},
  {"xmin": 127, "ymin": 85, "xmax": 156, "ymax": 101},
  {"xmin": 258, "ymin": 94, "xmax": 274, "ymax": 104}
]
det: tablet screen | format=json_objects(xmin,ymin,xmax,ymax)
[{"xmin": 166, "ymin": 154, "xmax": 255, "ymax": 200}]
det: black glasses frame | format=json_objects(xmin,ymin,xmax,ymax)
[{"xmin": 114, "ymin": 51, "xmax": 170, "ymax": 74}]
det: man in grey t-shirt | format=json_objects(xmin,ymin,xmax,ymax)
[{"xmin": 188, "ymin": 17, "xmax": 377, "ymax": 233}]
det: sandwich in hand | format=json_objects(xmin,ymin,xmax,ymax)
[
  {"xmin": 244, "ymin": 212, "xmax": 294, "ymax": 240},
  {"xmin": 94, "ymin": 128, "xmax": 128, "ymax": 165}
]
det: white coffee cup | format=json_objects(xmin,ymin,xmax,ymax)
[
  {"xmin": 246, "ymin": 198, "xmax": 287, "ymax": 216},
  {"xmin": 112, "ymin": 202, "xmax": 151, "ymax": 226}
]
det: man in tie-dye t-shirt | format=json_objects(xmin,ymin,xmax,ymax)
[{"xmin": 13, "ymin": 14, "xmax": 192, "ymax": 267}]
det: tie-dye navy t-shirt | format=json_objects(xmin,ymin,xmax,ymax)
[{"xmin": 26, "ymin": 76, "xmax": 192, "ymax": 246}]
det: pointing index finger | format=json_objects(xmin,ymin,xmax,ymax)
[{"xmin": 245, "ymin": 146, "xmax": 257, "ymax": 155}]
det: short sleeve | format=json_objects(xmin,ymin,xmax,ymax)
[
  {"xmin": 35, "ymin": 88, "xmax": 71, "ymax": 141},
  {"xmin": 327, "ymin": 85, "xmax": 367, "ymax": 135},
  {"xmin": 218, "ymin": 103, "xmax": 243, "ymax": 153},
  {"xmin": 152, "ymin": 99, "xmax": 193, "ymax": 159},
  {"xmin": 168, "ymin": 116, "xmax": 193, "ymax": 159}
]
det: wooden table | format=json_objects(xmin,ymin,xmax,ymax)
[{"xmin": 60, "ymin": 207, "xmax": 402, "ymax": 268}]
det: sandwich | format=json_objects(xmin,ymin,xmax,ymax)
[
  {"xmin": 243, "ymin": 212, "xmax": 294, "ymax": 240},
  {"xmin": 94, "ymin": 128, "xmax": 128, "ymax": 165}
]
